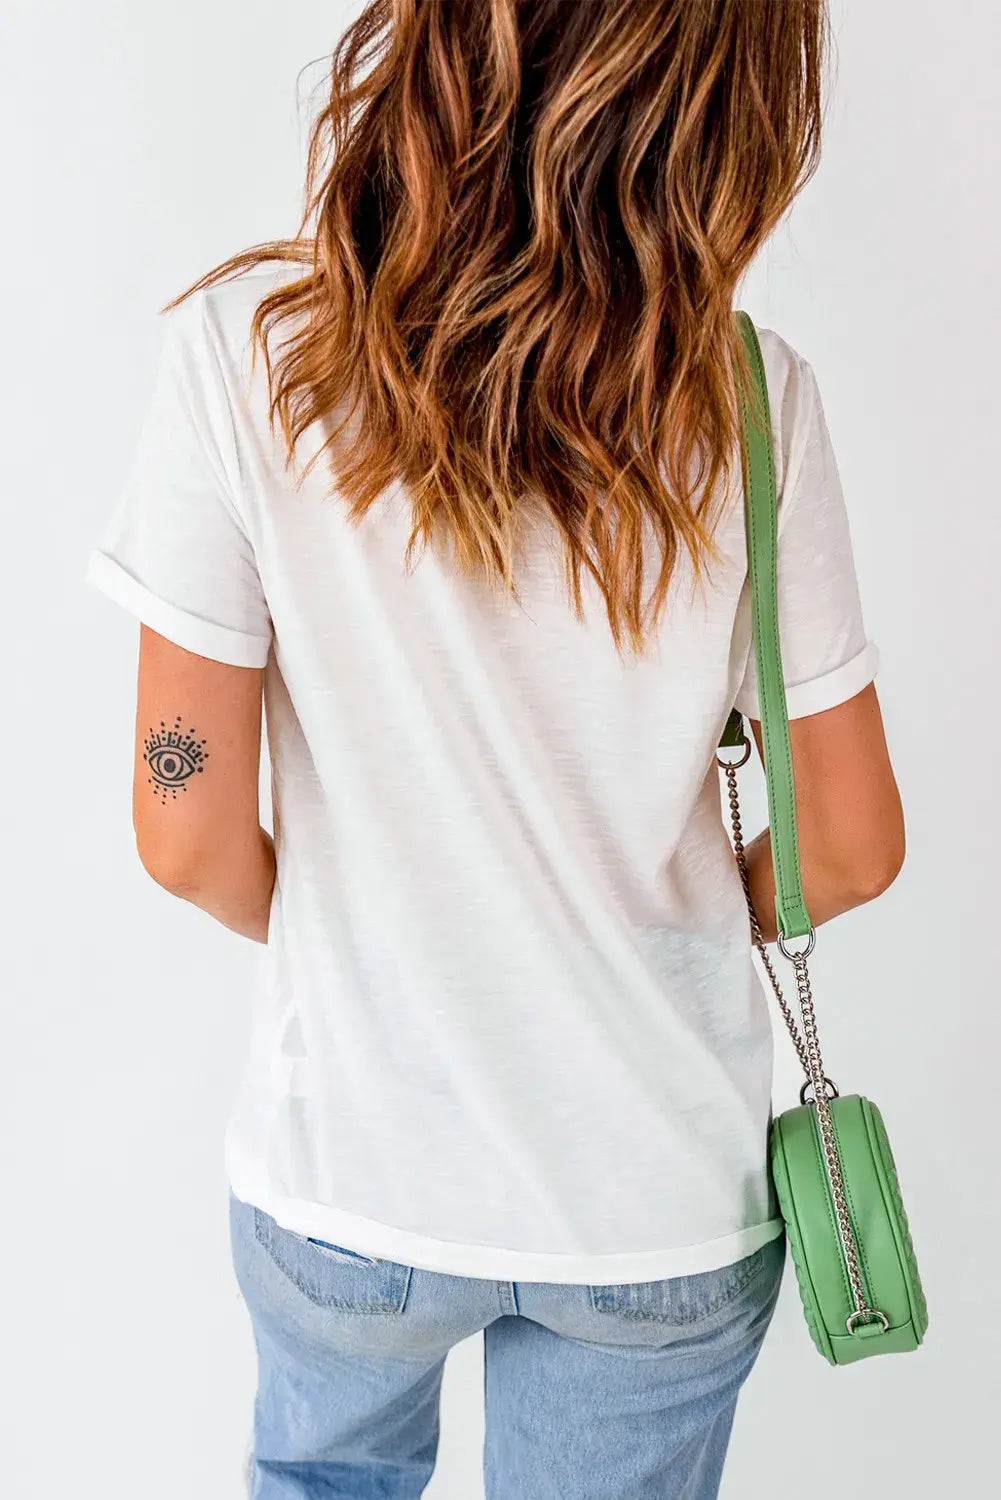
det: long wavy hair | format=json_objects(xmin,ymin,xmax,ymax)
[{"xmin": 166, "ymin": 0, "xmax": 829, "ymax": 656}]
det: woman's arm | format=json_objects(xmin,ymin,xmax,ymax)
[
  {"xmin": 743, "ymin": 681, "xmax": 905, "ymax": 943},
  {"xmin": 131, "ymin": 622, "xmax": 276, "ymax": 943}
]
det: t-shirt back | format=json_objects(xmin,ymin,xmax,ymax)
[{"xmin": 84, "ymin": 263, "xmax": 878, "ymax": 1283}]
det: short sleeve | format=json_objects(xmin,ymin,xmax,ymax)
[
  {"xmin": 83, "ymin": 292, "xmax": 274, "ymax": 668},
  {"xmin": 733, "ymin": 352, "xmax": 879, "ymax": 720}
]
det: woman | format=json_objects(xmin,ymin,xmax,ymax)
[{"xmin": 84, "ymin": 2, "xmax": 904, "ymax": 1495}]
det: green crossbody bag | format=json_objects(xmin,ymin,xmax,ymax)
[{"xmin": 716, "ymin": 311, "xmax": 928, "ymax": 1366}]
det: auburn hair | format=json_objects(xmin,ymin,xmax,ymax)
[{"xmin": 165, "ymin": 0, "xmax": 829, "ymax": 656}]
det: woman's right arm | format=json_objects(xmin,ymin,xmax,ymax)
[{"xmin": 743, "ymin": 681, "xmax": 905, "ymax": 943}]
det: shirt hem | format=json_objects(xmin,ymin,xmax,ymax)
[
  {"xmin": 84, "ymin": 548, "xmax": 273, "ymax": 668},
  {"xmin": 227, "ymin": 1172, "xmax": 786, "ymax": 1285},
  {"xmin": 735, "ymin": 638, "xmax": 879, "ymax": 723}
]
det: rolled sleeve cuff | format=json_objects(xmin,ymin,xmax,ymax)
[
  {"xmin": 735, "ymin": 639, "xmax": 880, "ymax": 722},
  {"xmin": 85, "ymin": 549, "xmax": 272, "ymax": 668}
]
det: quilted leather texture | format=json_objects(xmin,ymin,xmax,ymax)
[
  {"xmin": 769, "ymin": 1096, "xmax": 928, "ymax": 1365},
  {"xmin": 866, "ymin": 1101, "xmax": 929, "ymax": 1338},
  {"xmin": 770, "ymin": 1112, "xmax": 833, "ymax": 1362}
]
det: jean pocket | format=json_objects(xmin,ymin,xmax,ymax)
[
  {"xmin": 306, "ymin": 1236, "xmax": 380, "ymax": 1266},
  {"xmin": 252, "ymin": 1207, "xmax": 413, "ymax": 1314},
  {"xmin": 588, "ymin": 1236, "xmax": 782, "ymax": 1326}
]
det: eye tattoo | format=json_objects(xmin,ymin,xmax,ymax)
[{"xmin": 144, "ymin": 715, "xmax": 210, "ymax": 803}]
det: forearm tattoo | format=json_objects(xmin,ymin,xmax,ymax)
[{"xmin": 143, "ymin": 715, "xmax": 210, "ymax": 803}]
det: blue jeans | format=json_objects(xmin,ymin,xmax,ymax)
[{"xmin": 229, "ymin": 1193, "xmax": 785, "ymax": 1499}]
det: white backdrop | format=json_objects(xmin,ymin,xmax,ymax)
[{"xmin": 3, "ymin": 2, "xmax": 998, "ymax": 1495}]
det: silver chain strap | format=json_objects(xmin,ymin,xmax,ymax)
[
  {"xmin": 718, "ymin": 748, "xmax": 811, "ymax": 1076},
  {"xmin": 717, "ymin": 740, "xmax": 887, "ymax": 1334}
]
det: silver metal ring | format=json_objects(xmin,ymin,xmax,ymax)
[
  {"xmin": 799, "ymin": 1076, "xmax": 839, "ymax": 1106},
  {"xmin": 846, "ymin": 1309, "xmax": 890, "ymax": 1337},
  {"xmin": 777, "ymin": 928, "xmax": 816, "ymax": 961},
  {"xmin": 715, "ymin": 737, "xmax": 751, "ymax": 770}
]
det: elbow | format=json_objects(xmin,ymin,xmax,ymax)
[
  {"xmin": 841, "ymin": 826, "xmax": 906, "ymax": 906},
  {"xmin": 135, "ymin": 839, "xmax": 205, "ymax": 894},
  {"xmin": 803, "ymin": 804, "xmax": 906, "ymax": 914}
]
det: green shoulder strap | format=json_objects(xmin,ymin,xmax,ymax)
[{"xmin": 718, "ymin": 310, "xmax": 812, "ymax": 943}]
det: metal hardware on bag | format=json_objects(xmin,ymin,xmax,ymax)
[
  {"xmin": 719, "ymin": 738, "xmax": 890, "ymax": 1340},
  {"xmin": 778, "ymin": 928, "xmax": 816, "ymax": 961},
  {"xmin": 847, "ymin": 1309, "xmax": 890, "ymax": 1337},
  {"xmin": 799, "ymin": 1076, "xmax": 839, "ymax": 1106},
  {"xmin": 717, "ymin": 749, "xmax": 811, "ymax": 1077},
  {"xmin": 715, "ymin": 742, "xmax": 752, "ymax": 770}
]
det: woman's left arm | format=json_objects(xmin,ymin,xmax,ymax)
[{"xmin": 132, "ymin": 622, "xmax": 276, "ymax": 943}]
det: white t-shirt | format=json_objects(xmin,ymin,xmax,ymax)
[{"xmin": 84, "ymin": 263, "xmax": 878, "ymax": 1284}]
